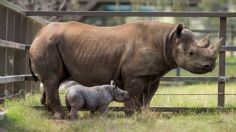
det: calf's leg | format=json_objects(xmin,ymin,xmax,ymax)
[
  {"xmin": 70, "ymin": 107, "xmax": 78, "ymax": 120},
  {"xmin": 99, "ymin": 106, "xmax": 108, "ymax": 114},
  {"xmin": 68, "ymin": 95, "xmax": 84, "ymax": 119}
]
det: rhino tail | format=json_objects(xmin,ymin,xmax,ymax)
[{"xmin": 29, "ymin": 58, "xmax": 38, "ymax": 81}]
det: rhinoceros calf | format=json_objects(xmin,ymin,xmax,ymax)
[{"xmin": 65, "ymin": 82, "xmax": 129, "ymax": 119}]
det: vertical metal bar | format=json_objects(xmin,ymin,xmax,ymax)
[
  {"xmin": 176, "ymin": 68, "xmax": 180, "ymax": 76},
  {"xmin": 218, "ymin": 17, "xmax": 226, "ymax": 107},
  {"xmin": 230, "ymin": 25, "xmax": 234, "ymax": 57},
  {"xmin": 0, "ymin": 5, "xmax": 7, "ymax": 103}
]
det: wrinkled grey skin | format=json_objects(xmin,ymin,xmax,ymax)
[
  {"xmin": 29, "ymin": 21, "xmax": 222, "ymax": 119},
  {"xmin": 40, "ymin": 80, "xmax": 79, "ymax": 111},
  {"xmin": 65, "ymin": 83, "xmax": 129, "ymax": 119}
]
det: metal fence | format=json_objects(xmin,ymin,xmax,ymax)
[{"xmin": 1, "ymin": 0, "xmax": 236, "ymax": 111}]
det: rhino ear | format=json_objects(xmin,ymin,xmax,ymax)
[
  {"xmin": 176, "ymin": 24, "xmax": 183, "ymax": 37},
  {"xmin": 170, "ymin": 24, "xmax": 184, "ymax": 39}
]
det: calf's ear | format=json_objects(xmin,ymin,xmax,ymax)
[{"xmin": 111, "ymin": 80, "xmax": 114, "ymax": 86}]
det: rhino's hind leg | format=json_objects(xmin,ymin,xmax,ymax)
[
  {"xmin": 43, "ymin": 77, "xmax": 65, "ymax": 119},
  {"xmin": 30, "ymin": 40, "xmax": 66, "ymax": 119},
  {"xmin": 67, "ymin": 94, "xmax": 84, "ymax": 119},
  {"xmin": 69, "ymin": 102, "xmax": 82, "ymax": 120},
  {"xmin": 41, "ymin": 91, "xmax": 52, "ymax": 112},
  {"xmin": 69, "ymin": 107, "xmax": 78, "ymax": 120}
]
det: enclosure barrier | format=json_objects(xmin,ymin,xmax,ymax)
[
  {"xmin": 0, "ymin": 0, "xmax": 46, "ymax": 102},
  {"xmin": 22, "ymin": 11, "xmax": 236, "ymax": 109},
  {"xmin": 1, "ymin": 0, "xmax": 236, "ymax": 112}
]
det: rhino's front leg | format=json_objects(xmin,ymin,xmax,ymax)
[
  {"xmin": 43, "ymin": 78, "xmax": 65, "ymax": 119},
  {"xmin": 123, "ymin": 78, "xmax": 145, "ymax": 116},
  {"xmin": 141, "ymin": 79, "xmax": 160, "ymax": 108}
]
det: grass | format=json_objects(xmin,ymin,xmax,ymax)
[
  {"xmin": 1, "ymin": 82, "xmax": 236, "ymax": 131},
  {"xmin": 152, "ymin": 82, "xmax": 236, "ymax": 107}
]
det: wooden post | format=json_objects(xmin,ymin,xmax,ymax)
[
  {"xmin": 218, "ymin": 17, "xmax": 226, "ymax": 107},
  {"xmin": 30, "ymin": 21, "xmax": 36, "ymax": 93},
  {"xmin": 30, "ymin": 22, "xmax": 41, "ymax": 93},
  {"xmin": 0, "ymin": 5, "xmax": 7, "ymax": 102},
  {"xmin": 21, "ymin": 15, "xmax": 27, "ymax": 96},
  {"xmin": 25, "ymin": 19, "xmax": 33, "ymax": 93},
  {"xmin": 13, "ymin": 13, "xmax": 25, "ymax": 96},
  {"xmin": 5, "ymin": 9, "xmax": 15, "ymax": 95}
]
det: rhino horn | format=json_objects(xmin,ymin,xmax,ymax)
[
  {"xmin": 197, "ymin": 34, "xmax": 210, "ymax": 48},
  {"xmin": 209, "ymin": 38, "xmax": 223, "ymax": 58}
]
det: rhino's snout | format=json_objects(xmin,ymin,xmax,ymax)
[
  {"xmin": 114, "ymin": 90, "xmax": 129, "ymax": 102},
  {"xmin": 123, "ymin": 91, "xmax": 129, "ymax": 101},
  {"xmin": 119, "ymin": 91, "xmax": 129, "ymax": 101},
  {"xmin": 193, "ymin": 62, "xmax": 215, "ymax": 74},
  {"xmin": 201, "ymin": 63, "xmax": 213, "ymax": 71}
]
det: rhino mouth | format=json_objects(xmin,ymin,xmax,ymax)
[
  {"xmin": 192, "ymin": 65, "xmax": 215, "ymax": 74},
  {"xmin": 197, "ymin": 69, "xmax": 213, "ymax": 74},
  {"xmin": 185, "ymin": 63, "xmax": 215, "ymax": 74}
]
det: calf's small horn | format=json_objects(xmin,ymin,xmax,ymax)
[
  {"xmin": 197, "ymin": 34, "xmax": 210, "ymax": 48},
  {"xmin": 111, "ymin": 80, "xmax": 114, "ymax": 86}
]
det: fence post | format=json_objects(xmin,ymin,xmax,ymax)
[
  {"xmin": 13, "ymin": 13, "xmax": 25, "ymax": 97},
  {"xmin": 31, "ymin": 22, "xmax": 40, "ymax": 93},
  {"xmin": 218, "ymin": 17, "xmax": 226, "ymax": 107},
  {"xmin": 0, "ymin": 5, "xmax": 7, "ymax": 103},
  {"xmin": 25, "ymin": 19, "xmax": 33, "ymax": 93},
  {"xmin": 5, "ymin": 9, "xmax": 15, "ymax": 95},
  {"xmin": 20, "ymin": 15, "xmax": 27, "ymax": 96}
]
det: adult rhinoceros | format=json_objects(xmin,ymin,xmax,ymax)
[{"xmin": 29, "ymin": 21, "xmax": 222, "ymax": 118}]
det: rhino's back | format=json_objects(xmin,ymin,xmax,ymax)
[
  {"xmin": 32, "ymin": 21, "xmax": 175, "ymax": 86},
  {"xmin": 56, "ymin": 22, "xmax": 142, "ymax": 85}
]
